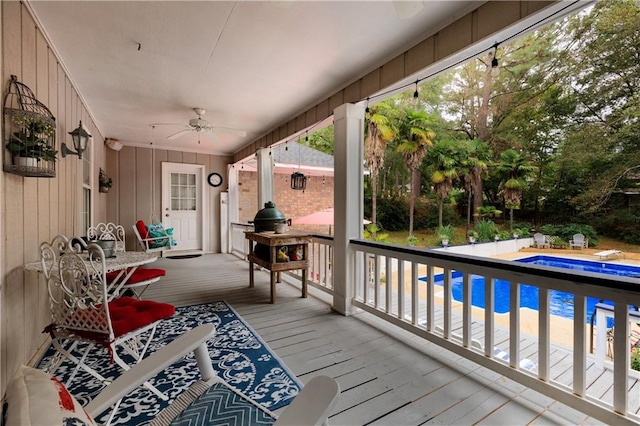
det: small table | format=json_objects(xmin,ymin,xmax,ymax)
[
  {"xmin": 245, "ymin": 231, "xmax": 311, "ymax": 304},
  {"xmin": 25, "ymin": 251, "xmax": 158, "ymax": 300}
]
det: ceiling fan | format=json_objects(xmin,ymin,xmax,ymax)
[{"xmin": 163, "ymin": 108, "xmax": 247, "ymax": 142}]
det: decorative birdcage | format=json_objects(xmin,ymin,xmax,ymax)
[{"xmin": 3, "ymin": 75, "xmax": 57, "ymax": 177}]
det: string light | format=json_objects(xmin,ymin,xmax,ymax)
[
  {"xmin": 491, "ymin": 42, "xmax": 500, "ymax": 76},
  {"xmin": 365, "ymin": 97, "xmax": 370, "ymax": 113},
  {"xmin": 412, "ymin": 80, "xmax": 419, "ymax": 108}
]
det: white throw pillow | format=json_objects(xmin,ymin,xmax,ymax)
[{"xmin": 2, "ymin": 365, "xmax": 96, "ymax": 426}]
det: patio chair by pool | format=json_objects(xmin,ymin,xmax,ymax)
[
  {"xmin": 2, "ymin": 325, "xmax": 340, "ymax": 426},
  {"xmin": 569, "ymin": 233, "xmax": 588, "ymax": 250},
  {"xmin": 533, "ymin": 232, "xmax": 550, "ymax": 249}
]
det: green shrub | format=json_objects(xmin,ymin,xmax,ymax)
[
  {"xmin": 632, "ymin": 348, "xmax": 640, "ymax": 372},
  {"xmin": 475, "ymin": 219, "xmax": 499, "ymax": 242},
  {"xmin": 539, "ymin": 223, "xmax": 598, "ymax": 246}
]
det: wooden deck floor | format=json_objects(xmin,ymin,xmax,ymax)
[{"xmin": 145, "ymin": 253, "xmax": 603, "ymax": 425}]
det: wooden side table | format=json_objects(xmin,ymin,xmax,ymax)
[{"xmin": 245, "ymin": 231, "xmax": 311, "ymax": 304}]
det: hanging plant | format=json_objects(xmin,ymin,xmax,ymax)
[{"xmin": 99, "ymin": 168, "xmax": 113, "ymax": 193}]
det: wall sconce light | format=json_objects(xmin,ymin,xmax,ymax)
[
  {"xmin": 62, "ymin": 120, "xmax": 91, "ymax": 159},
  {"xmin": 290, "ymin": 171, "xmax": 307, "ymax": 191}
]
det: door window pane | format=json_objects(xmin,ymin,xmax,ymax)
[{"xmin": 170, "ymin": 172, "xmax": 197, "ymax": 211}]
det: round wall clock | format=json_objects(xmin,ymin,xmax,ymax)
[{"xmin": 207, "ymin": 172, "xmax": 223, "ymax": 187}]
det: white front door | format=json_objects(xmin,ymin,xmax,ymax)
[{"xmin": 162, "ymin": 162, "xmax": 204, "ymax": 252}]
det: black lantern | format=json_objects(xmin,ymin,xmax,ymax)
[
  {"xmin": 62, "ymin": 120, "xmax": 91, "ymax": 159},
  {"xmin": 290, "ymin": 171, "xmax": 307, "ymax": 190}
]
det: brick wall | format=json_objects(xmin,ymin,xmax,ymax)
[{"xmin": 238, "ymin": 171, "xmax": 335, "ymax": 235}]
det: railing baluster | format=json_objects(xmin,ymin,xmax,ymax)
[
  {"xmin": 463, "ymin": 272, "xmax": 471, "ymax": 348},
  {"xmin": 385, "ymin": 255, "xmax": 392, "ymax": 314},
  {"xmin": 613, "ymin": 303, "xmax": 629, "ymax": 414},
  {"xmin": 443, "ymin": 269, "xmax": 452, "ymax": 339},
  {"xmin": 426, "ymin": 265, "xmax": 434, "ymax": 332},
  {"xmin": 374, "ymin": 255, "xmax": 380, "ymax": 308},
  {"xmin": 573, "ymin": 295, "xmax": 587, "ymax": 395},
  {"xmin": 398, "ymin": 259, "xmax": 404, "ymax": 323},
  {"xmin": 484, "ymin": 276, "xmax": 494, "ymax": 357},
  {"xmin": 411, "ymin": 261, "xmax": 418, "ymax": 326},
  {"xmin": 539, "ymin": 287, "xmax": 550, "ymax": 380},
  {"xmin": 509, "ymin": 281, "xmax": 520, "ymax": 369}
]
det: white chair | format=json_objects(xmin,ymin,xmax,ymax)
[
  {"xmin": 533, "ymin": 232, "xmax": 550, "ymax": 249},
  {"xmin": 569, "ymin": 233, "xmax": 587, "ymax": 249},
  {"xmin": 87, "ymin": 222, "xmax": 126, "ymax": 252},
  {"xmin": 39, "ymin": 235, "xmax": 176, "ymax": 424},
  {"xmin": 3, "ymin": 325, "xmax": 340, "ymax": 426},
  {"xmin": 88, "ymin": 222, "xmax": 166, "ymax": 299}
]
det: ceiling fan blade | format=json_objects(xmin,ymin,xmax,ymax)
[
  {"xmin": 210, "ymin": 127, "xmax": 247, "ymax": 137},
  {"xmin": 167, "ymin": 128, "xmax": 192, "ymax": 140}
]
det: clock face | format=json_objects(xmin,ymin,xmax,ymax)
[{"xmin": 207, "ymin": 172, "xmax": 223, "ymax": 187}]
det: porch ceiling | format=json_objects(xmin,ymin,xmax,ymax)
[{"xmin": 27, "ymin": 1, "xmax": 479, "ymax": 156}]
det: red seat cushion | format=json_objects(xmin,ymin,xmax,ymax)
[
  {"xmin": 106, "ymin": 267, "xmax": 166, "ymax": 285},
  {"xmin": 108, "ymin": 297, "xmax": 174, "ymax": 337},
  {"xmin": 136, "ymin": 220, "xmax": 149, "ymax": 240}
]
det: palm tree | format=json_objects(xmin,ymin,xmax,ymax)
[
  {"xmin": 496, "ymin": 149, "xmax": 537, "ymax": 232},
  {"xmin": 364, "ymin": 101, "xmax": 396, "ymax": 233},
  {"xmin": 395, "ymin": 109, "xmax": 436, "ymax": 237},
  {"xmin": 428, "ymin": 139, "xmax": 462, "ymax": 228},
  {"xmin": 460, "ymin": 140, "xmax": 490, "ymax": 233}
]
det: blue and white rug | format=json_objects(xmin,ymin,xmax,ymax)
[{"xmin": 36, "ymin": 301, "xmax": 302, "ymax": 425}]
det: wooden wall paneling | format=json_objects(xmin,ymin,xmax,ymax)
[
  {"xmin": 64, "ymin": 77, "xmax": 73, "ymax": 234},
  {"xmin": 152, "ymin": 148, "xmax": 168, "ymax": 239},
  {"xmin": 182, "ymin": 152, "xmax": 196, "ymax": 164},
  {"xmin": 316, "ymin": 99, "xmax": 329, "ymax": 123},
  {"xmin": 360, "ymin": 69, "xmax": 381, "ymax": 101},
  {"xmin": 343, "ymin": 81, "xmax": 361, "ymax": 105},
  {"xmin": 197, "ymin": 153, "xmax": 214, "ymax": 253},
  {"xmin": 405, "ymin": 37, "xmax": 435, "ymax": 77},
  {"xmin": 56, "ymin": 66, "xmax": 66, "ymax": 234},
  {"xmin": 119, "ymin": 146, "xmax": 137, "ymax": 251},
  {"xmin": 47, "ymin": 53, "xmax": 58, "ymax": 241},
  {"xmin": 167, "ymin": 150, "xmax": 182, "ymax": 163},
  {"xmin": 20, "ymin": 4, "xmax": 39, "ymax": 375},
  {"xmin": 2, "ymin": 0, "xmax": 24, "ymax": 392},
  {"xmin": 105, "ymin": 148, "xmax": 118, "ymax": 225},
  {"xmin": 381, "ymin": 55, "xmax": 405, "ymax": 89},
  {"xmin": 305, "ymin": 107, "xmax": 318, "ymax": 128},
  {"xmin": 34, "ymin": 29, "xmax": 50, "ymax": 355},
  {"xmin": 135, "ymin": 148, "xmax": 153, "ymax": 232},
  {"xmin": 436, "ymin": 14, "xmax": 473, "ymax": 61}
]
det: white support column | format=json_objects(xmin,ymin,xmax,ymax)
[
  {"xmin": 226, "ymin": 165, "xmax": 239, "ymax": 253},
  {"xmin": 256, "ymin": 148, "xmax": 274, "ymax": 208},
  {"xmin": 332, "ymin": 103, "xmax": 364, "ymax": 316}
]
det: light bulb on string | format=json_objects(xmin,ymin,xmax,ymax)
[
  {"xmin": 491, "ymin": 43, "xmax": 500, "ymax": 77},
  {"xmin": 365, "ymin": 97, "xmax": 370, "ymax": 114},
  {"xmin": 412, "ymin": 80, "xmax": 419, "ymax": 108}
]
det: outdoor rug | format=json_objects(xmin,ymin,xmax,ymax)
[{"xmin": 36, "ymin": 301, "xmax": 302, "ymax": 425}]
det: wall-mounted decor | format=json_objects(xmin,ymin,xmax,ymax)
[
  {"xmin": 99, "ymin": 168, "xmax": 113, "ymax": 193},
  {"xmin": 3, "ymin": 75, "xmax": 57, "ymax": 177}
]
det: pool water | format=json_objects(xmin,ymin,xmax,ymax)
[{"xmin": 422, "ymin": 255, "xmax": 640, "ymax": 321}]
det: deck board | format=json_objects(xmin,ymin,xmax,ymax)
[{"xmin": 143, "ymin": 254, "xmax": 623, "ymax": 424}]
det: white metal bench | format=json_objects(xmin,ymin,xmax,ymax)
[{"xmin": 594, "ymin": 250, "xmax": 623, "ymax": 260}]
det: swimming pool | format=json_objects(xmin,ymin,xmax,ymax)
[{"xmin": 422, "ymin": 255, "xmax": 640, "ymax": 321}]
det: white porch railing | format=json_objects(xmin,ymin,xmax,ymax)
[
  {"xmin": 350, "ymin": 239, "xmax": 640, "ymax": 425},
  {"xmin": 230, "ymin": 222, "xmax": 252, "ymax": 259},
  {"xmin": 230, "ymin": 232, "xmax": 640, "ymax": 423}
]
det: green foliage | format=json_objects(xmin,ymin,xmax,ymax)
[
  {"xmin": 474, "ymin": 219, "xmax": 499, "ymax": 242},
  {"xmin": 632, "ymin": 348, "xmax": 640, "ymax": 372},
  {"xmin": 437, "ymin": 224, "xmax": 455, "ymax": 241},
  {"xmin": 538, "ymin": 223, "xmax": 598, "ymax": 246},
  {"xmin": 590, "ymin": 207, "xmax": 640, "ymax": 245},
  {"xmin": 363, "ymin": 224, "xmax": 389, "ymax": 242}
]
